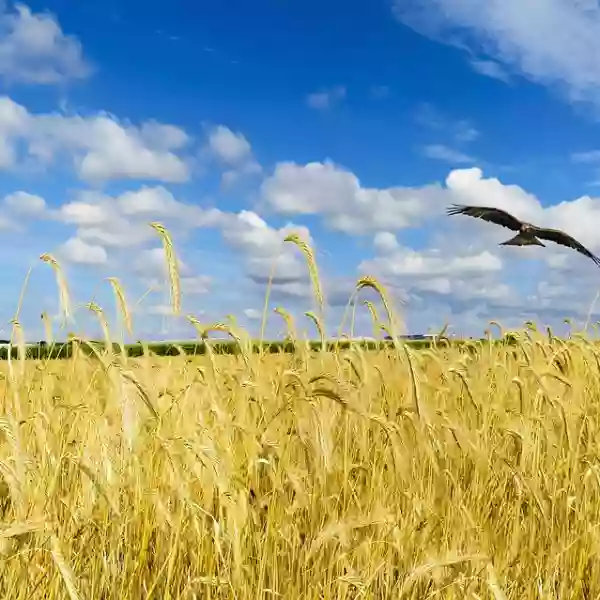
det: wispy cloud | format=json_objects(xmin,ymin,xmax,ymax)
[
  {"xmin": 415, "ymin": 103, "xmax": 480, "ymax": 143},
  {"xmin": 415, "ymin": 104, "xmax": 480, "ymax": 164},
  {"xmin": 469, "ymin": 59, "xmax": 511, "ymax": 83},
  {"xmin": 571, "ymin": 150, "xmax": 600, "ymax": 164},
  {"xmin": 369, "ymin": 84, "xmax": 390, "ymax": 99},
  {"xmin": 392, "ymin": 0, "xmax": 600, "ymax": 111},
  {"xmin": 306, "ymin": 86, "xmax": 346, "ymax": 110},
  {"xmin": 421, "ymin": 144, "xmax": 475, "ymax": 164}
]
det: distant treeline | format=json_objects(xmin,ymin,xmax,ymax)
[{"xmin": 0, "ymin": 335, "xmax": 523, "ymax": 360}]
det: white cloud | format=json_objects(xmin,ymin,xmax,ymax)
[
  {"xmin": 422, "ymin": 144, "xmax": 476, "ymax": 164},
  {"xmin": 373, "ymin": 231, "xmax": 399, "ymax": 254},
  {"xmin": 53, "ymin": 186, "xmax": 225, "ymax": 249},
  {"xmin": 4, "ymin": 190, "xmax": 45, "ymax": 215},
  {"xmin": 59, "ymin": 198, "xmax": 112, "ymax": 226},
  {"xmin": 414, "ymin": 103, "xmax": 480, "ymax": 143},
  {"xmin": 261, "ymin": 159, "xmax": 446, "ymax": 234},
  {"xmin": 205, "ymin": 124, "xmax": 262, "ymax": 186},
  {"xmin": 181, "ymin": 275, "xmax": 211, "ymax": 296},
  {"xmin": 0, "ymin": 96, "xmax": 191, "ymax": 182},
  {"xmin": 571, "ymin": 150, "xmax": 600, "ymax": 164},
  {"xmin": 59, "ymin": 237, "xmax": 107, "ymax": 265},
  {"xmin": 244, "ymin": 308, "xmax": 262, "ymax": 320},
  {"xmin": 306, "ymin": 86, "xmax": 346, "ymax": 110},
  {"xmin": 393, "ymin": 0, "xmax": 600, "ymax": 109},
  {"xmin": 218, "ymin": 209, "xmax": 313, "ymax": 288},
  {"xmin": 134, "ymin": 247, "xmax": 191, "ymax": 282},
  {"xmin": 469, "ymin": 59, "xmax": 511, "ymax": 83},
  {"xmin": 361, "ymin": 247, "xmax": 502, "ymax": 279},
  {"xmin": 117, "ymin": 186, "xmax": 183, "ymax": 217},
  {"xmin": 0, "ymin": 3, "xmax": 91, "ymax": 85},
  {"xmin": 207, "ymin": 125, "xmax": 252, "ymax": 165}
]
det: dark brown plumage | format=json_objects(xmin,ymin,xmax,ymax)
[{"xmin": 447, "ymin": 203, "xmax": 600, "ymax": 267}]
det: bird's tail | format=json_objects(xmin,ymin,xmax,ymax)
[{"xmin": 500, "ymin": 233, "xmax": 545, "ymax": 247}]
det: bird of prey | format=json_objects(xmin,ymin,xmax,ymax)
[{"xmin": 446, "ymin": 203, "xmax": 600, "ymax": 267}]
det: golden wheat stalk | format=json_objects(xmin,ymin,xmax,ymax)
[
  {"xmin": 40, "ymin": 253, "xmax": 71, "ymax": 326},
  {"xmin": 150, "ymin": 222, "xmax": 181, "ymax": 316},
  {"xmin": 274, "ymin": 306, "xmax": 297, "ymax": 344},
  {"xmin": 305, "ymin": 310, "xmax": 325, "ymax": 351},
  {"xmin": 107, "ymin": 276, "xmax": 133, "ymax": 336},
  {"xmin": 86, "ymin": 301, "xmax": 112, "ymax": 354},
  {"xmin": 284, "ymin": 232, "xmax": 325, "ymax": 315},
  {"xmin": 41, "ymin": 310, "xmax": 54, "ymax": 346}
]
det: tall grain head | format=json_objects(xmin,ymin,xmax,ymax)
[{"xmin": 149, "ymin": 222, "xmax": 181, "ymax": 316}]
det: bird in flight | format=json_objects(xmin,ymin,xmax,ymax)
[{"xmin": 446, "ymin": 204, "xmax": 600, "ymax": 267}]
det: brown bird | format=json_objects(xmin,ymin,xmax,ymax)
[{"xmin": 446, "ymin": 203, "xmax": 600, "ymax": 267}]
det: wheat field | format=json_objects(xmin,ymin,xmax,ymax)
[{"xmin": 0, "ymin": 229, "xmax": 599, "ymax": 599}]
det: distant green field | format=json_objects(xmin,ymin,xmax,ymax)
[{"xmin": 0, "ymin": 336, "xmax": 520, "ymax": 360}]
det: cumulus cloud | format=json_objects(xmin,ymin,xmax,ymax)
[
  {"xmin": 392, "ymin": 0, "xmax": 600, "ymax": 110},
  {"xmin": 59, "ymin": 237, "xmax": 107, "ymax": 265},
  {"xmin": 218, "ymin": 209, "xmax": 313, "ymax": 291},
  {"xmin": 53, "ymin": 186, "xmax": 224, "ymax": 250},
  {"xmin": 361, "ymin": 247, "xmax": 502, "ymax": 279},
  {"xmin": 207, "ymin": 125, "xmax": 252, "ymax": 165},
  {"xmin": 261, "ymin": 159, "xmax": 446, "ymax": 234},
  {"xmin": 205, "ymin": 124, "xmax": 262, "ymax": 185},
  {"xmin": 306, "ymin": 86, "xmax": 346, "ymax": 110},
  {"xmin": 3, "ymin": 190, "xmax": 45, "ymax": 215},
  {"xmin": 0, "ymin": 3, "xmax": 91, "ymax": 85},
  {"xmin": 0, "ymin": 96, "xmax": 191, "ymax": 182},
  {"xmin": 373, "ymin": 231, "xmax": 399, "ymax": 254}
]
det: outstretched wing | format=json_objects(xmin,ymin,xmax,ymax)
[
  {"xmin": 530, "ymin": 226, "xmax": 600, "ymax": 267},
  {"xmin": 446, "ymin": 204, "xmax": 523, "ymax": 231}
]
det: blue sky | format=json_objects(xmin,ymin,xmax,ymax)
[{"xmin": 2, "ymin": 0, "xmax": 600, "ymax": 341}]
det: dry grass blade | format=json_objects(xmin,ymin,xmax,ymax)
[{"xmin": 50, "ymin": 534, "xmax": 83, "ymax": 600}]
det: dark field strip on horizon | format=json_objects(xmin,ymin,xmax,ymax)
[{"xmin": 0, "ymin": 336, "xmax": 529, "ymax": 360}]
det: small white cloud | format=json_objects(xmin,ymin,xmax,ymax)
[
  {"xmin": 0, "ymin": 3, "xmax": 92, "ymax": 85},
  {"xmin": 571, "ymin": 150, "xmax": 600, "ymax": 164},
  {"xmin": 117, "ymin": 186, "xmax": 179, "ymax": 217},
  {"xmin": 59, "ymin": 199, "xmax": 111, "ymax": 226},
  {"xmin": 244, "ymin": 308, "xmax": 262, "ymax": 320},
  {"xmin": 181, "ymin": 275, "xmax": 211, "ymax": 295},
  {"xmin": 362, "ymin": 247, "xmax": 502, "ymax": 278},
  {"xmin": 4, "ymin": 190, "xmax": 46, "ymax": 215},
  {"xmin": 422, "ymin": 144, "xmax": 476, "ymax": 164},
  {"xmin": 469, "ymin": 59, "xmax": 511, "ymax": 83},
  {"xmin": 205, "ymin": 124, "xmax": 262, "ymax": 185},
  {"xmin": 207, "ymin": 125, "xmax": 252, "ymax": 165},
  {"xmin": 60, "ymin": 237, "xmax": 107, "ymax": 265},
  {"xmin": 373, "ymin": 231, "xmax": 399, "ymax": 254},
  {"xmin": 306, "ymin": 86, "xmax": 346, "ymax": 110}
]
